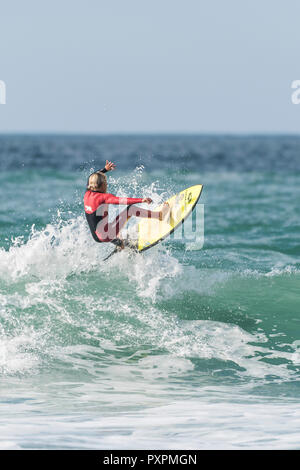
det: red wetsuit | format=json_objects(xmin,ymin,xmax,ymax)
[
  {"xmin": 84, "ymin": 190, "xmax": 144, "ymax": 242},
  {"xmin": 84, "ymin": 167, "xmax": 144, "ymax": 243},
  {"xmin": 84, "ymin": 167, "xmax": 161, "ymax": 244}
]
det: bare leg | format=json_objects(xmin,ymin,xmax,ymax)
[
  {"xmin": 110, "ymin": 204, "xmax": 164, "ymax": 237},
  {"xmin": 96, "ymin": 203, "xmax": 169, "ymax": 244}
]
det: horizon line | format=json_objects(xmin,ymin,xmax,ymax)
[{"xmin": 1, "ymin": 130, "xmax": 300, "ymax": 137}]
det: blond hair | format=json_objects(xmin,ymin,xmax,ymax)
[{"xmin": 87, "ymin": 172, "xmax": 107, "ymax": 191}]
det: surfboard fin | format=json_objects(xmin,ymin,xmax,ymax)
[
  {"xmin": 103, "ymin": 239, "xmax": 138, "ymax": 261},
  {"xmin": 103, "ymin": 247, "xmax": 120, "ymax": 261}
]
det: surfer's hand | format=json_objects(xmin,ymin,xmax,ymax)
[
  {"xmin": 105, "ymin": 160, "xmax": 116, "ymax": 171},
  {"xmin": 142, "ymin": 197, "xmax": 152, "ymax": 204}
]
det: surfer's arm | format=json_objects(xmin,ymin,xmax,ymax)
[
  {"xmin": 104, "ymin": 194, "xmax": 145, "ymax": 205},
  {"xmin": 97, "ymin": 167, "xmax": 107, "ymax": 174},
  {"xmin": 97, "ymin": 160, "xmax": 116, "ymax": 173}
]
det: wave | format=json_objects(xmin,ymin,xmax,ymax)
[{"xmin": 0, "ymin": 198, "xmax": 299, "ymax": 383}]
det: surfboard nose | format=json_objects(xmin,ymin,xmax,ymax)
[{"xmin": 137, "ymin": 185, "xmax": 203, "ymax": 252}]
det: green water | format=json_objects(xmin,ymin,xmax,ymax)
[{"xmin": 0, "ymin": 135, "xmax": 299, "ymax": 449}]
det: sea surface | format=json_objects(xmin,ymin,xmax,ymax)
[{"xmin": 0, "ymin": 134, "xmax": 299, "ymax": 449}]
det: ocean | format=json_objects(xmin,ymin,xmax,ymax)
[{"xmin": 0, "ymin": 134, "xmax": 299, "ymax": 449}]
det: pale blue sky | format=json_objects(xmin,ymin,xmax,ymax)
[{"xmin": 0, "ymin": 0, "xmax": 300, "ymax": 133}]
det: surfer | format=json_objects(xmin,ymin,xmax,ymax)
[{"xmin": 84, "ymin": 160, "xmax": 170, "ymax": 249}]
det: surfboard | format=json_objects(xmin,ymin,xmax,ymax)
[
  {"xmin": 103, "ymin": 184, "xmax": 203, "ymax": 260},
  {"xmin": 137, "ymin": 184, "xmax": 203, "ymax": 252}
]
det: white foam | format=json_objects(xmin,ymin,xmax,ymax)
[
  {"xmin": 1, "ymin": 398, "xmax": 300, "ymax": 449},
  {"xmin": 0, "ymin": 330, "xmax": 40, "ymax": 375},
  {"xmin": 265, "ymin": 265, "xmax": 300, "ymax": 277},
  {"xmin": 0, "ymin": 215, "xmax": 107, "ymax": 281}
]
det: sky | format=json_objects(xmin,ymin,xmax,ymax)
[{"xmin": 0, "ymin": 0, "xmax": 300, "ymax": 134}]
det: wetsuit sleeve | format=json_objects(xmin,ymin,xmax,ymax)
[
  {"xmin": 96, "ymin": 167, "xmax": 107, "ymax": 174},
  {"xmin": 104, "ymin": 193, "xmax": 144, "ymax": 205}
]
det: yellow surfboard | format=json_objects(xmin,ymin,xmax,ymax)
[{"xmin": 137, "ymin": 184, "xmax": 203, "ymax": 252}]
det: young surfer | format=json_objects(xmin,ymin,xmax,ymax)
[{"xmin": 84, "ymin": 160, "xmax": 169, "ymax": 249}]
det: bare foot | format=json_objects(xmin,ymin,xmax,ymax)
[
  {"xmin": 159, "ymin": 202, "xmax": 170, "ymax": 221},
  {"xmin": 113, "ymin": 238, "xmax": 125, "ymax": 250}
]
